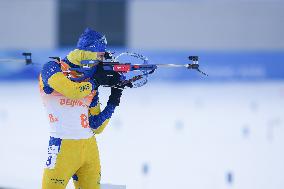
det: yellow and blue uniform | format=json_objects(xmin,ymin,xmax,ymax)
[{"xmin": 40, "ymin": 45, "xmax": 116, "ymax": 188}]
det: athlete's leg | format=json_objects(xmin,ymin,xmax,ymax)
[
  {"xmin": 73, "ymin": 137, "xmax": 101, "ymax": 189},
  {"xmin": 42, "ymin": 137, "xmax": 82, "ymax": 189}
]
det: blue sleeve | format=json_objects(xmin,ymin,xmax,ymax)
[
  {"xmin": 89, "ymin": 93, "xmax": 116, "ymax": 130},
  {"xmin": 41, "ymin": 61, "xmax": 62, "ymax": 94}
]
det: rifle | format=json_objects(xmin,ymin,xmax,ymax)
[{"xmin": 63, "ymin": 52, "xmax": 207, "ymax": 88}]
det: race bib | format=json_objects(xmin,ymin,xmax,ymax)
[{"xmin": 45, "ymin": 138, "xmax": 62, "ymax": 169}]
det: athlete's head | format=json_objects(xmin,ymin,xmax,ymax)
[
  {"xmin": 77, "ymin": 27, "xmax": 107, "ymax": 53},
  {"xmin": 67, "ymin": 28, "xmax": 107, "ymax": 66}
]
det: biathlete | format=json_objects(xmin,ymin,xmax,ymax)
[{"xmin": 40, "ymin": 28, "xmax": 123, "ymax": 189}]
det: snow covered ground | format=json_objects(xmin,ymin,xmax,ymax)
[{"xmin": 0, "ymin": 81, "xmax": 283, "ymax": 189}]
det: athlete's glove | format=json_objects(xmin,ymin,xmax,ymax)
[
  {"xmin": 107, "ymin": 87, "xmax": 123, "ymax": 106},
  {"xmin": 92, "ymin": 63, "xmax": 121, "ymax": 87},
  {"xmin": 93, "ymin": 71, "xmax": 120, "ymax": 86}
]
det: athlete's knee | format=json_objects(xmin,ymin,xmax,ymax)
[{"xmin": 42, "ymin": 174, "xmax": 68, "ymax": 189}]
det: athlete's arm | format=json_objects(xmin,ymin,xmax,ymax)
[
  {"xmin": 89, "ymin": 93, "xmax": 113, "ymax": 134},
  {"xmin": 41, "ymin": 61, "xmax": 97, "ymax": 99},
  {"xmin": 89, "ymin": 88, "xmax": 122, "ymax": 134}
]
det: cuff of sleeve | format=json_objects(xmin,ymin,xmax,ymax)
[
  {"xmin": 107, "ymin": 99, "xmax": 119, "ymax": 107},
  {"xmin": 105, "ymin": 103, "xmax": 116, "ymax": 112}
]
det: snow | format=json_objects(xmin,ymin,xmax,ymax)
[{"xmin": 0, "ymin": 81, "xmax": 283, "ymax": 189}]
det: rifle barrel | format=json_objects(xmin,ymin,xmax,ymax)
[{"xmin": 155, "ymin": 64, "xmax": 189, "ymax": 68}]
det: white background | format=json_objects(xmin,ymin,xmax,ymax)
[{"xmin": 0, "ymin": 81, "xmax": 283, "ymax": 189}]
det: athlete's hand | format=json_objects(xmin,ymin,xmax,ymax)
[
  {"xmin": 115, "ymin": 79, "xmax": 133, "ymax": 89},
  {"xmin": 93, "ymin": 63, "xmax": 121, "ymax": 87},
  {"xmin": 93, "ymin": 71, "xmax": 120, "ymax": 86}
]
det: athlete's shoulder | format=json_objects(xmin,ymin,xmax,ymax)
[
  {"xmin": 42, "ymin": 61, "xmax": 62, "ymax": 74},
  {"xmin": 41, "ymin": 61, "xmax": 62, "ymax": 80}
]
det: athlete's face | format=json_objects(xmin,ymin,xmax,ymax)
[{"xmin": 97, "ymin": 52, "xmax": 105, "ymax": 61}]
